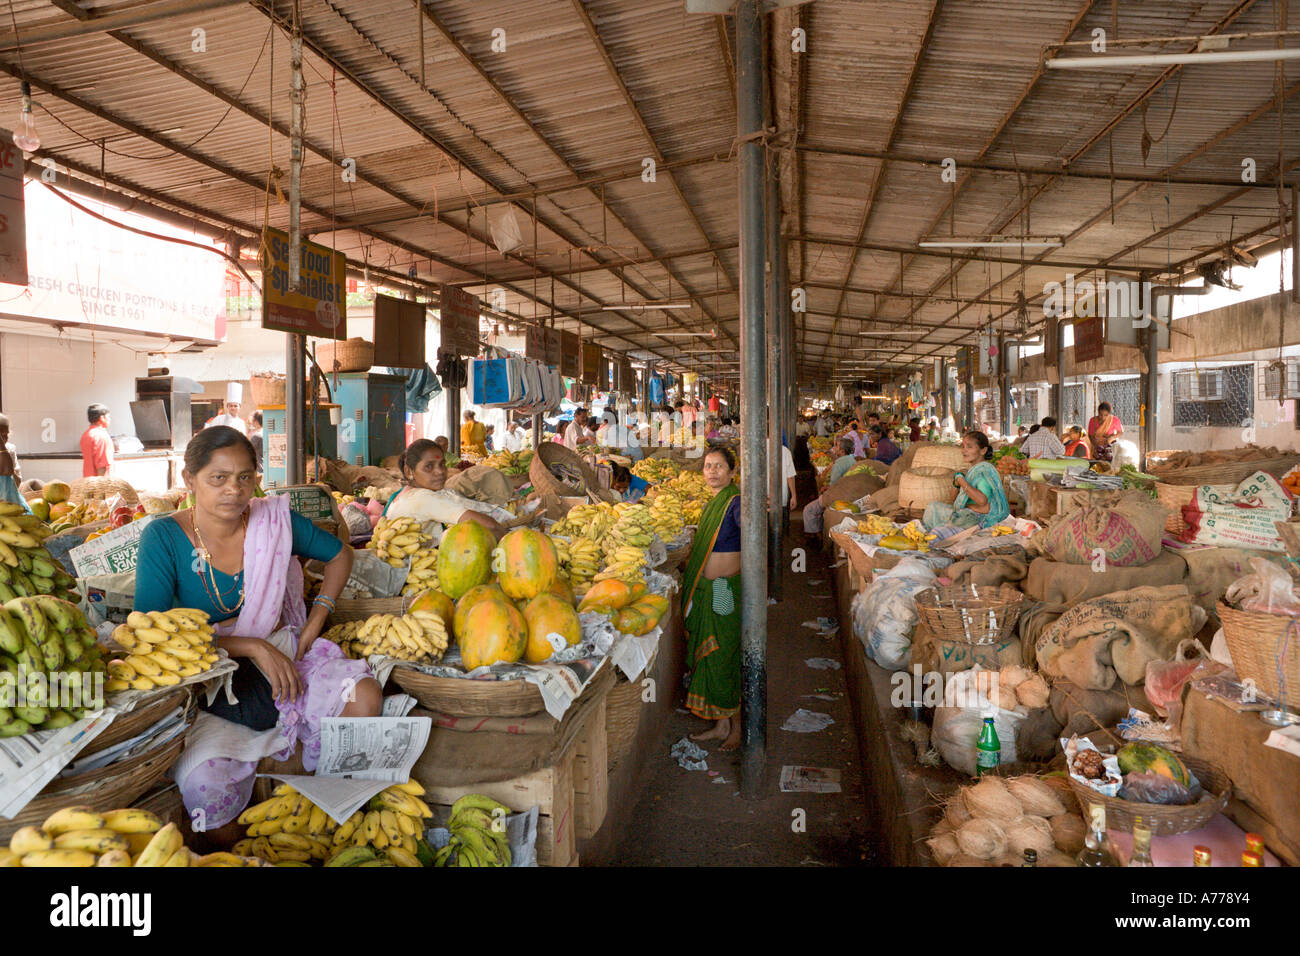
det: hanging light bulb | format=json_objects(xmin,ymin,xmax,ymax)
[
  {"xmin": 13, "ymin": 81, "xmax": 40, "ymax": 152},
  {"xmin": 362, "ymin": 265, "xmax": 376, "ymax": 301}
]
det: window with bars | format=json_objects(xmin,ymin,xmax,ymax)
[
  {"xmin": 1098, "ymin": 378, "xmax": 1141, "ymax": 431},
  {"xmin": 1062, "ymin": 384, "xmax": 1087, "ymax": 429},
  {"xmin": 1173, "ymin": 364, "xmax": 1254, "ymax": 428}
]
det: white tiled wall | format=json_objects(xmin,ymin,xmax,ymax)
[{"xmin": 1, "ymin": 332, "xmax": 148, "ymax": 458}]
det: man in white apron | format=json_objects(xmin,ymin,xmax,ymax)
[{"xmin": 206, "ymin": 382, "xmax": 247, "ymax": 434}]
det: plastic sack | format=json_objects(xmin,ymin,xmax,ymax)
[
  {"xmin": 850, "ymin": 557, "xmax": 936, "ymax": 670},
  {"xmin": 1225, "ymin": 556, "xmax": 1300, "ymax": 615},
  {"xmin": 1119, "ymin": 771, "xmax": 1197, "ymax": 806},
  {"xmin": 1144, "ymin": 638, "xmax": 1222, "ymax": 722},
  {"xmin": 931, "ymin": 667, "xmax": 1025, "ymax": 777}
]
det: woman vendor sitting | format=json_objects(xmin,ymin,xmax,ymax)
[
  {"xmin": 134, "ymin": 427, "xmax": 382, "ymax": 832},
  {"xmin": 610, "ymin": 463, "xmax": 650, "ymax": 503},
  {"xmin": 921, "ymin": 431, "xmax": 1010, "ymax": 540},
  {"xmin": 383, "ymin": 439, "xmax": 505, "ymax": 541}
]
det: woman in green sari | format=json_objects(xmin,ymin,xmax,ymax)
[
  {"xmin": 922, "ymin": 431, "xmax": 1009, "ymax": 539},
  {"xmin": 683, "ymin": 447, "xmax": 743, "ymax": 750}
]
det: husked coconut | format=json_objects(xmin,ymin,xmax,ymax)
[
  {"xmin": 956, "ymin": 818, "xmax": 1007, "ymax": 860},
  {"xmin": 1016, "ymin": 674, "xmax": 1051, "ymax": 709},
  {"xmin": 1049, "ymin": 813, "xmax": 1087, "ymax": 855},
  {"xmin": 995, "ymin": 683, "xmax": 1021, "ymax": 713},
  {"xmin": 1004, "ymin": 815, "xmax": 1055, "ymax": 856},
  {"xmin": 999, "ymin": 664, "xmax": 1035, "ymax": 689},
  {"xmin": 1006, "ymin": 775, "xmax": 1068, "ymax": 817},
  {"xmin": 962, "ymin": 776, "xmax": 1022, "ymax": 824},
  {"xmin": 926, "ymin": 831, "xmax": 960, "ymax": 866},
  {"xmin": 944, "ymin": 794, "xmax": 973, "ymax": 827}
]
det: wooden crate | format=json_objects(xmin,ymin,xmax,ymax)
[{"xmin": 572, "ymin": 698, "xmax": 608, "ymax": 839}]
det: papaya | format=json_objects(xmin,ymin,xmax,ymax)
[
  {"xmin": 548, "ymin": 576, "xmax": 575, "ymax": 605},
  {"xmin": 437, "ymin": 521, "xmax": 496, "ymax": 599},
  {"xmin": 578, "ymin": 579, "xmax": 634, "ymax": 613},
  {"xmin": 452, "ymin": 584, "xmax": 506, "ymax": 640},
  {"xmin": 831, "ymin": 500, "xmax": 860, "ymax": 513},
  {"xmin": 521, "ymin": 593, "xmax": 583, "ymax": 663},
  {"xmin": 615, "ymin": 606, "xmax": 647, "ymax": 635},
  {"xmin": 459, "ymin": 600, "xmax": 527, "ymax": 670},
  {"xmin": 494, "ymin": 528, "xmax": 558, "ymax": 601},
  {"xmin": 406, "ymin": 589, "xmax": 455, "ymax": 630},
  {"xmin": 1116, "ymin": 742, "xmax": 1190, "ymax": 787},
  {"xmin": 43, "ymin": 481, "xmax": 71, "ymax": 504},
  {"xmin": 879, "ymin": 533, "xmax": 913, "ymax": 550},
  {"xmin": 626, "ymin": 579, "xmax": 648, "ymax": 603}
]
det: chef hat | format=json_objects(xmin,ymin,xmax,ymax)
[{"xmin": 226, "ymin": 382, "xmax": 243, "ymax": 404}]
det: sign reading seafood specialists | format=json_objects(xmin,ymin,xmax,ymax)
[{"xmin": 261, "ymin": 227, "xmax": 347, "ymax": 339}]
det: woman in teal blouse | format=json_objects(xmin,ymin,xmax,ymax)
[{"xmin": 922, "ymin": 431, "xmax": 1010, "ymax": 539}]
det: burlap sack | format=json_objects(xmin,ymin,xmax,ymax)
[
  {"xmin": 1017, "ymin": 602, "xmax": 1058, "ymax": 669},
  {"xmin": 1036, "ymin": 584, "xmax": 1207, "ymax": 690},
  {"xmin": 444, "ymin": 464, "xmax": 515, "ymax": 506},
  {"xmin": 870, "ymin": 485, "xmax": 900, "ymax": 513},
  {"xmin": 1049, "ymin": 680, "xmax": 1156, "ymax": 739},
  {"xmin": 823, "ymin": 471, "xmax": 885, "ymax": 505},
  {"xmin": 943, "ymin": 550, "xmax": 1030, "ymax": 589},
  {"xmin": 1035, "ymin": 489, "xmax": 1168, "ymax": 568},
  {"xmin": 911, "ymin": 618, "xmax": 1023, "ymax": 676},
  {"xmin": 1181, "ymin": 546, "xmax": 1290, "ymax": 617},
  {"xmin": 1023, "ymin": 551, "xmax": 1187, "ymax": 605}
]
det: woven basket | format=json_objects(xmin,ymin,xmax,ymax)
[
  {"xmin": 1067, "ymin": 753, "xmax": 1233, "ymax": 837},
  {"xmin": 912, "ymin": 444, "xmax": 965, "ymax": 471},
  {"xmin": 0, "ymin": 715, "xmax": 191, "ymax": 842},
  {"xmin": 663, "ymin": 536, "xmax": 693, "ymax": 569},
  {"xmin": 328, "ymin": 596, "xmax": 410, "ymax": 624},
  {"xmin": 1147, "ymin": 454, "xmax": 1300, "ymax": 487},
  {"xmin": 68, "ymin": 477, "xmax": 138, "ymax": 506},
  {"xmin": 605, "ymin": 676, "xmax": 643, "ymax": 772},
  {"xmin": 249, "ymin": 373, "xmax": 286, "ymax": 408},
  {"xmin": 1217, "ymin": 601, "xmax": 1300, "ymax": 702},
  {"xmin": 898, "ymin": 466, "xmax": 957, "ymax": 511},
  {"xmin": 316, "ymin": 337, "xmax": 374, "ymax": 374},
  {"xmin": 530, "ymin": 442, "xmax": 617, "ymax": 504},
  {"xmin": 390, "ymin": 667, "xmax": 546, "ymax": 718},
  {"xmin": 1154, "ymin": 481, "xmax": 1196, "ymax": 535},
  {"xmin": 914, "ymin": 583, "xmax": 1025, "ymax": 646},
  {"xmin": 80, "ymin": 687, "xmax": 190, "ymax": 759}
]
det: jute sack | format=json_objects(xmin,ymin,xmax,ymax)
[
  {"xmin": 444, "ymin": 464, "xmax": 515, "ymax": 507},
  {"xmin": 1023, "ymin": 551, "xmax": 1187, "ymax": 606},
  {"xmin": 1036, "ymin": 489, "xmax": 1168, "ymax": 567},
  {"xmin": 823, "ymin": 471, "xmax": 885, "ymax": 505}
]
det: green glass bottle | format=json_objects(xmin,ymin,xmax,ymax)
[{"xmin": 975, "ymin": 716, "xmax": 1000, "ymax": 776}]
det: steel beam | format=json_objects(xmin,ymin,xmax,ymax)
[{"xmin": 0, "ymin": 0, "xmax": 249, "ymax": 52}]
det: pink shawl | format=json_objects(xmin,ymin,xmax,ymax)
[{"xmin": 213, "ymin": 495, "xmax": 306, "ymax": 640}]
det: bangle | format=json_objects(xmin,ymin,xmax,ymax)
[{"xmin": 312, "ymin": 595, "xmax": 336, "ymax": 612}]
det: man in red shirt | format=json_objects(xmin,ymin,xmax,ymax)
[{"xmin": 80, "ymin": 403, "xmax": 114, "ymax": 477}]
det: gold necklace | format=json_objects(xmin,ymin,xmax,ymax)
[{"xmin": 192, "ymin": 510, "xmax": 247, "ymax": 615}]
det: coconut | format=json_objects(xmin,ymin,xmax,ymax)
[
  {"xmin": 995, "ymin": 683, "xmax": 1021, "ymax": 713},
  {"xmin": 1015, "ymin": 674, "xmax": 1051, "ymax": 709},
  {"xmin": 1004, "ymin": 815, "xmax": 1055, "ymax": 856},
  {"xmin": 944, "ymin": 794, "xmax": 973, "ymax": 827},
  {"xmin": 974, "ymin": 669, "xmax": 998, "ymax": 697},
  {"xmin": 1040, "ymin": 773, "xmax": 1075, "ymax": 807},
  {"xmin": 1049, "ymin": 813, "xmax": 1087, "ymax": 855},
  {"xmin": 1006, "ymin": 775, "xmax": 1068, "ymax": 817},
  {"xmin": 955, "ymin": 818, "xmax": 1007, "ymax": 860},
  {"xmin": 946, "ymin": 853, "xmax": 988, "ymax": 867},
  {"xmin": 1038, "ymin": 848, "xmax": 1079, "ymax": 867},
  {"xmin": 926, "ymin": 831, "xmax": 960, "ymax": 866},
  {"xmin": 962, "ymin": 776, "xmax": 1022, "ymax": 824},
  {"xmin": 932, "ymin": 817, "xmax": 955, "ymax": 837},
  {"xmin": 999, "ymin": 664, "xmax": 1035, "ymax": 689}
]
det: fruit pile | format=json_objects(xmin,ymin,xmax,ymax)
[
  {"xmin": 550, "ymin": 501, "xmax": 618, "ymax": 541},
  {"xmin": 856, "ymin": 514, "xmax": 897, "ymax": 536},
  {"xmin": 551, "ymin": 535, "xmax": 602, "ymax": 591},
  {"xmin": 578, "ymin": 579, "xmax": 670, "ymax": 635},
  {"xmin": 237, "ymin": 780, "xmax": 434, "ymax": 868},
  {"xmin": 812, "ymin": 452, "xmax": 833, "ymax": 469},
  {"xmin": 0, "ymin": 506, "xmax": 76, "ymax": 603},
  {"xmin": 433, "ymin": 794, "xmax": 512, "ymax": 867},
  {"xmin": 631, "ymin": 457, "xmax": 680, "ymax": 483},
  {"xmin": 481, "ymin": 448, "xmax": 532, "ymax": 476},
  {"xmin": 329, "ymin": 606, "xmax": 449, "ymax": 664},
  {"xmin": 2, "ymin": 807, "xmax": 232, "ymax": 867},
  {"xmin": 1, "ymin": 596, "xmax": 107, "ymax": 735},
  {"xmin": 106, "ymin": 609, "xmax": 220, "ymax": 691},
  {"xmin": 651, "ymin": 471, "xmax": 712, "ymax": 524},
  {"xmin": 366, "ymin": 516, "xmax": 432, "ymax": 568},
  {"xmin": 331, "ymin": 491, "xmax": 356, "ymax": 508},
  {"xmin": 646, "ymin": 490, "xmax": 687, "ymax": 542},
  {"xmin": 45, "ymin": 499, "xmax": 112, "ymax": 534},
  {"xmin": 401, "ymin": 548, "xmax": 439, "ymax": 595}
]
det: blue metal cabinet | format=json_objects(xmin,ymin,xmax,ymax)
[
  {"xmin": 259, "ymin": 404, "xmax": 340, "ymax": 488},
  {"xmin": 334, "ymin": 373, "xmax": 407, "ymax": 467}
]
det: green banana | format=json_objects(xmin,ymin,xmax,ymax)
[
  {"xmin": 454, "ymin": 842, "xmax": 481, "ymax": 867},
  {"xmin": 0, "ymin": 563, "xmax": 11, "ymax": 585},
  {"xmin": 0, "ymin": 583, "xmax": 16, "ymax": 603},
  {"xmin": 432, "ymin": 843, "xmax": 456, "ymax": 867},
  {"xmin": 0, "ymin": 718, "xmax": 30, "ymax": 737},
  {"xmin": 14, "ymin": 705, "xmax": 46, "ymax": 725},
  {"xmin": 38, "ymin": 634, "xmax": 62, "ymax": 671},
  {"xmin": 61, "ymin": 632, "xmax": 84, "ymax": 667},
  {"xmin": 42, "ymin": 709, "xmax": 74, "ymax": 729},
  {"xmin": 453, "ymin": 824, "xmax": 509, "ymax": 867},
  {"xmin": 30, "ymin": 558, "xmax": 57, "ymax": 579},
  {"xmin": 30, "ymin": 576, "xmax": 53, "ymax": 595},
  {"xmin": 447, "ymin": 806, "xmax": 495, "ymax": 833},
  {"xmin": 16, "ymin": 551, "xmax": 31, "ymax": 573},
  {"xmin": 9, "ymin": 570, "xmax": 33, "ymax": 598},
  {"xmin": 32, "ymin": 596, "xmax": 75, "ymax": 633},
  {"xmin": 0, "ymin": 609, "xmax": 20, "ymax": 657},
  {"xmin": 448, "ymin": 793, "xmax": 511, "ymax": 819},
  {"xmin": 8, "ymin": 599, "xmax": 48, "ymax": 651},
  {"xmin": 324, "ymin": 846, "xmax": 377, "ymax": 867}
]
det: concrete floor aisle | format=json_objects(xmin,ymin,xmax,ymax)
[{"xmin": 605, "ymin": 528, "xmax": 881, "ymax": 866}]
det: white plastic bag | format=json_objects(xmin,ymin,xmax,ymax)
[
  {"xmin": 1224, "ymin": 556, "xmax": 1300, "ymax": 615},
  {"xmin": 931, "ymin": 668, "xmax": 1024, "ymax": 777},
  {"xmin": 851, "ymin": 557, "xmax": 936, "ymax": 670}
]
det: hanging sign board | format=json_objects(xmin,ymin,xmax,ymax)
[
  {"xmin": 545, "ymin": 328, "xmax": 562, "ymax": 367},
  {"xmin": 372, "ymin": 294, "xmax": 426, "ymax": 369},
  {"xmin": 1073, "ymin": 316, "xmax": 1105, "ymax": 363},
  {"xmin": 560, "ymin": 330, "xmax": 581, "ymax": 378},
  {"xmin": 261, "ymin": 227, "xmax": 347, "ymax": 339},
  {"xmin": 438, "ymin": 284, "xmax": 481, "ymax": 357},
  {"xmin": 524, "ymin": 324, "xmax": 548, "ymax": 362},
  {"xmin": 582, "ymin": 342, "xmax": 604, "ymax": 385},
  {"xmin": 618, "ymin": 357, "xmax": 635, "ymax": 393},
  {"xmin": 0, "ymin": 135, "xmax": 27, "ymax": 287}
]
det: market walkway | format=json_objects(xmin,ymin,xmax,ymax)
[{"xmin": 602, "ymin": 528, "xmax": 879, "ymax": 866}]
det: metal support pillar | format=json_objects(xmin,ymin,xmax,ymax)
[
  {"xmin": 736, "ymin": 0, "xmax": 767, "ymax": 799},
  {"xmin": 999, "ymin": 334, "xmax": 1011, "ymax": 439},
  {"xmin": 964, "ymin": 373, "xmax": 973, "ymax": 433},
  {"xmin": 1292, "ymin": 185, "xmax": 1299, "ymax": 305},
  {"xmin": 766, "ymin": 168, "xmax": 783, "ymax": 601},
  {"xmin": 449, "ymin": 386, "xmax": 461, "ymax": 456},
  {"xmin": 939, "ymin": 358, "xmax": 949, "ymax": 425},
  {"xmin": 531, "ymin": 413, "xmax": 541, "ymax": 452},
  {"xmin": 1143, "ymin": 326, "xmax": 1159, "ymax": 468},
  {"xmin": 285, "ymin": 3, "xmax": 305, "ymax": 485},
  {"xmin": 1046, "ymin": 316, "xmax": 1062, "ymax": 423}
]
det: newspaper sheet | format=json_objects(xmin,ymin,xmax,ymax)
[{"xmin": 0, "ymin": 713, "xmax": 116, "ymax": 818}]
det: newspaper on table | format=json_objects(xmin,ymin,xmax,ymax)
[
  {"xmin": 0, "ymin": 714, "xmax": 116, "ymax": 819},
  {"xmin": 343, "ymin": 549, "xmax": 409, "ymax": 599},
  {"xmin": 269, "ymin": 715, "xmax": 433, "ymax": 825},
  {"xmin": 828, "ymin": 517, "xmax": 953, "ymax": 572}
]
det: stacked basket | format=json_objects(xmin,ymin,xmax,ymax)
[{"xmin": 897, "ymin": 445, "xmax": 963, "ymax": 512}]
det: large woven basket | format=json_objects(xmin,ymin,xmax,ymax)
[
  {"xmin": 898, "ymin": 466, "xmax": 957, "ymax": 511},
  {"xmin": 1067, "ymin": 753, "xmax": 1232, "ymax": 837},
  {"xmin": 80, "ymin": 687, "xmax": 191, "ymax": 759},
  {"xmin": 605, "ymin": 676, "xmax": 643, "ymax": 772},
  {"xmin": 316, "ymin": 337, "xmax": 374, "ymax": 374},
  {"xmin": 68, "ymin": 476, "xmax": 139, "ymax": 506},
  {"xmin": 1217, "ymin": 601, "xmax": 1300, "ymax": 702},
  {"xmin": 914, "ymin": 583, "xmax": 1025, "ymax": 646},
  {"xmin": 1154, "ymin": 481, "xmax": 1196, "ymax": 535},
  {"xmin": 911, "ymin": 444, "xmax": 965, "ymax": 471},
  {"xmin": 328, "ymin": 596, "xmax": 410, "ymax": 624},
  {"xmin": 249, "ymin": 373, "xmax": 286, "ymax": 407},
  {"xmin": 530, "ymin": 441, "xmax": 617, "ymax": 504},
  {"xmin": 390, "ymin": 667, "xmax": 546, "ymax": 718},
  {"xmin": 1147, "ymin": 454, "xmax": 1300, "ymax": 487},
  {"xmin": 0, "ymin": 710, "xmax": 192, "ymax": 842}
]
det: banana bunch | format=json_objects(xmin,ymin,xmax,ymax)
[
  {"xmin": 481, "ymin": 448, "xmax": 531, "ymax": 476},
  {"xmin": 341, "ymin": 610, "xmax": 448, "ymax": 664},
  {"xmin": 856, "ymin": 514, "xmax": 897, "ymax": 536},
  {"xmin": 654, "ymin": 472, "xmax": 712, "ymax": 524},
  {"xmin": 236, "ymin": 783, "xmax": 343, "ymax": 866},
  {"xmin": 551, "ymin": 535, "xmax": 602, "ymax": 590},
  {"xmin": 631, "ymin": 457, "xmax": 681, "ymax": 483},
  {"xmin": 47, "ymin": 500, "xmax": 109, "ymax": 534},
  {"xmin": 432, "ymin": 793, "xmax": 512, "ymax": 868},
  {"xmin": 551, "ymin": 502, "xmax": 619, "ymax": 541},
  {"xmin": 600, "ymin": 503, "xmax": 656, "ymax": 561},
  {"xmin": 331, "ymin": 491, "xmax": 356, "ymax": 508},
  {"xmin": 990, "ymin": 524, "xmax": 1017, "ymax": 537},
  {"xmin": 647, "ymin": 491, "xmax": 686, "ymax": 542},
  {"xmin": 323, "ymin": 781, "xmax": 435, "ymax": 868},
  {"xmin": 0, "ymin": 508, "xmax": 76, "ymax": 602},
  {"xmin": 899, "ymin": 520, "xmax": 937, "ymax": 552},
  {"xmin": 321, "ymin": 619, "xmax": 364, "ymax": 648},
  {"xmin": 2, "ymin": 807, "xmax": 203, "ymax": 867},
  {"xmin": 366, "ymin": 516, "xmax": 432, "ymax": 568},
  {"xmin": 400, "ymin": 548, "xmax": 439, "ymax": 596},
  {"xmin": 105, "ymin": 609, "xmax": 219, "ymax": 692},
  {"xmin": 0, "ymin": 596, "xmax": 107, "ymax": 736}
]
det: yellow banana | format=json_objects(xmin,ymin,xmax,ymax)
[
  {"xmin": 307, "ymin": 806, "xmax": 329, "ymax": 834},
  {"xmin": 162, "ymin": 848, "xmax": 192, "ymax": 867},
  {"xmin": 42, "ymin": 806, "xmax": 106, "ymax": 836},
  {"xmin": 129, "ymin": 676, "xmax": 156, "ymax": 691},
  {"xmin": 96, "ymin": 849, "xmax": 132, "ymax": 867},
  {"xmin": 269, "ymin": 832, "xmax": 312, "ymax": 851},
  {"xmin": 22, "ymin": 849, "xmax": 96, "ymax": 867},
  {"xmin": 384, "ymin": 846, "xmax": 422, "ymax": 868},
  {"xmin": 146, "ymin": 611, "xmax": 180, "ymax": 633},
  {"xmin": 9, "ymin": 826, "xmax": 53, "ymax": 855},
  {"xmin": 125, "ymin": 654, "xmax": 161, "ymax": 678},
  {"xmin": 102, "ymin": 808, "xmax": 162, "ymax": 834},
  {"xmin": 378, "ymin": 810, "xmax": 402, "ymax": 844},
  {"xmin": 131, "ymin": 627, "xmax": 172, "ymax": 645},
  {"xmin": 53, "ymin": 829, "xmax": 129, "ymax": 854},
  {"xmin": 131, "ymin": 823, "xmax": 182, "ymax": 867},
  {"xmin": 150, "ymin": 672, "xmax": 181, "ymax": 686}
]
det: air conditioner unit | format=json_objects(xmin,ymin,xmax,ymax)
[
  {"xmin": 1261, "ymin": 360, "xmax": 1300, "ymax": 400},
  {"xmin": 1174, "ymin": 368, "xmax": 1225, "ymax": 401}
]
